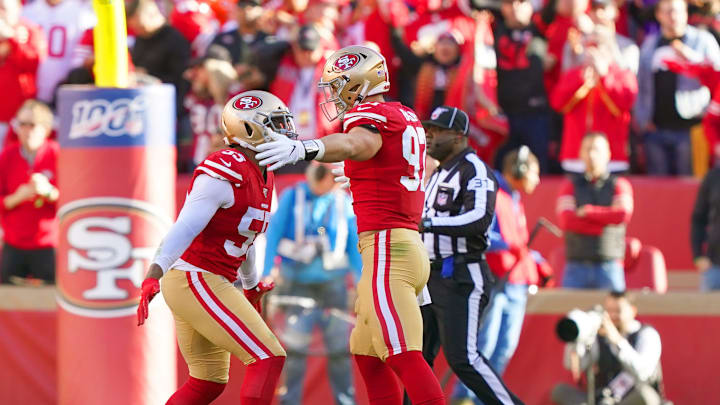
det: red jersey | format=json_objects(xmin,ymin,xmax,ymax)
[
  {"xmin": 0, "ymin": 141, "xmax": 59, "ymax": 249},
  {"xmin": 184, "ymin": 93, "xmax": 222, "ymax": 165},
  {"xmin": 343, "ymin": 102, "xmax": 426, "ymax": 233},
  {"xmin": 181, "ymin": 149, "xmax": 273, "ymax": 282},
  {"xmin": 0, "ymin": 18, "xmax": 44, "ymax": 123}
]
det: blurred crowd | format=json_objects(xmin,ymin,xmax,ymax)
[{"xmin": 0, "ymin": 0, "xmax": 719, "ymax": 174}]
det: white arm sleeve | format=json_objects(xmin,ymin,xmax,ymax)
[
  {"xmin": 615, "ymin": 327, "xmax": 662, "ymax": 382},
  {"xmin": 153, "ymin": 174, "xmax": 235, "ymax": 272},
  {"xmin": 238, "ymin": 244, "xmax": 259, "ymax": 290}
]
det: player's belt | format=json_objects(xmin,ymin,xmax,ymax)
[{"xmin": 430, "ymin": 254, "xmax": 486, "ymax": 271}]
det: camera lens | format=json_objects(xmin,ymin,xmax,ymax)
[{"xmin": 556, "ymin": 318, "xmax": 580, "ymax": 342}]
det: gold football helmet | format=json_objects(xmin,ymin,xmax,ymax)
[
  {"xmin": 221, "ymin": 90, "xmax": 297, "ymax": 149},
  {"xmin": 318, "ymin": 45, "xmax": 390, "ymax": 121}
]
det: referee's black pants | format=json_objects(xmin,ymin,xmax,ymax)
[{"xmin": 406, "ymin": 257, "xmax": 524, "ymax": 405}]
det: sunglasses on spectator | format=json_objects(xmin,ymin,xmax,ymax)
[{"xmin": 17, "ymin": 121, "xmax": 42, "ymax": 128}]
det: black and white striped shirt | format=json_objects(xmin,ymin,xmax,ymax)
[{"xmin": 422, "ymin": 148, "xmax": 497, "ymax": 261}]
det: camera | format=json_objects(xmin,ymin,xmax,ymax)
[{"xmin": 556, "ymin": 306, "xmax": 604, "ymax": 346}]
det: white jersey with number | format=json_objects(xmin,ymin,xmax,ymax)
[{"xmin": 23, "ymin": 0, "xmax": 96, "ymax": 102}]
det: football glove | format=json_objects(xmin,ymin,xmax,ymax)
[
  {"xmin": 256, "ymin": 130, "xmax": 325, "ymax": 171},
  {"xmin": 331, "ymin": 162, "xmax": 350, "ymax": 189},
  {"xmin": 244, "ymin": 281, "xmax": 275, "ymax": 313},
  {"xmin": 137, "ymin": 278, "xmax": 160, "ymax": 326}
]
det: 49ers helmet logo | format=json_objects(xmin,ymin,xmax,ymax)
[
  {"xmin": 333, "ymin": 54, "xmax": 361, "ymax": 72},
  {"xmin": 233, "ymin": 95, "xmax": 263, "ymax": 110}
]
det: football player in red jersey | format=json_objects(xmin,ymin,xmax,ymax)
[
  {"xmin": 137, "ymin": 90, "xmax": 295, "ymax": 405},
  {"xmin": 255, "ymin": 45, "xmax": 445, "ymax": 405}
]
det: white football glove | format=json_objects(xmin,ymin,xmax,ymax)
[
  {"xmin": 255, "ymin": 130, "xmax": 306, "ymax": 171},
  {"xmin": 331, "ymin": 162, "xmax": 350, "ymax": 189}
]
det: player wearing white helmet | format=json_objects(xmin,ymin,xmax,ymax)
[
  {"xmin": 137, "ymin": 90, "xmax": 294, "ymax": 405},
  {"xmin": 254, "ymin": 45, "xmax": 446, "ymax": 405}
]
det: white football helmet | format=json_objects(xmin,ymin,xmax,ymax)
[{"xmin": 221, "ymin": 90, "xmax": 297, "ymax": 149}]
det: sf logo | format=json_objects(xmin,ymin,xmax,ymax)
[
  {"xmin": 234, "ymin": 96, "xmax": 262, "ymax": 110},
  {"xmin": 334, "ymin": 54, "xmax": 360, "ymax": 71}
]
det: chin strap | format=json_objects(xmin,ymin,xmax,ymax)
[{"xmin": 227, "ymin": 137, "xmax": 260, "ymax": 152}]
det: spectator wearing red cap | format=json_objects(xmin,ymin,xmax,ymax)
[
  {"xmin": 66, "ymin": 27, "xmax": 136, "ymax": 88},
  {"xmin": 170, "ymin": 0, "xmax": 220, "ymax": 58},
  {"xmin": 0, "ymin": 100, "xmax": 58, "ymax": 285},
  {"xmin": 270, "ymin": 25, "xmax": 338, "ymax": 143},
  {"xmin": 0, "ymin": 0, "xmax": 45, "ymax": 147},
  {"xmin": 550, "ymin": 13, "xmax": 638, "ymax": 173}
]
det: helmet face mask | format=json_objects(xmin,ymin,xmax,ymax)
[
  {"xmin": 319, "ymin": 75, "xmax": 351, "ymax": 122},
  {"xmin": 255, "ymin": 110, "xmax": 297, "ymax": 140}
]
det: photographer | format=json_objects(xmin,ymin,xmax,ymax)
[{"xmin": 552, "ymin": 291, "xmax": 663, "ymax": 405}]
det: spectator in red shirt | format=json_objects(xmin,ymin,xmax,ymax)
[
  {"xmin": 543, "ymin": 0, "xmax": 593, "ymax": 94},
  {"xmin": 550, "ymin": 19, "xmax": 638, "ymax": 173},
  {"xmin": 0, "ymin": 0, "xmax": 45, "ymax": 146},
  {"xmin": 0, "ymin": 100, "xmax": 58, "ymax": 285},
  {"xmin": 556, "ymin": 132, "xmax": 633, "ymax": 290}
]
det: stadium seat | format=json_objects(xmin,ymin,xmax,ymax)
[{"xmin": 625, "ymin": 245, "xmax": 668, "ymax": 293}]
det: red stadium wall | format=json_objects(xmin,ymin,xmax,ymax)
[{"xmin": 2, "ymin": 290, "xmax": 719, "ymax": 405}]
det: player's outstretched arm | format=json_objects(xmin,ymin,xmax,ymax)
[
  {"xmin": 256, "ymin": 127, "xmax": 382, "ymax": 170},
  {"xmin": 137, "ymin": 174, "xmax": 233, "ymax": 326},
  {"xmin": 316, "ymin": 127, "xmax": 382, "ymax": 162}
]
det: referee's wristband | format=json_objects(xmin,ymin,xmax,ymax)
[{"xmin": 302, "ymin": 139, "xmax": 325, "ymax": 161}]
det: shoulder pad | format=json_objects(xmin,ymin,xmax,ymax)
[
  {"xmin": 343, "ymin": 102, "xmax": 390, "ymax": 133},
  {"xmin": 196, "ymin": 149, "xmax": 248, "ymax": 184}
]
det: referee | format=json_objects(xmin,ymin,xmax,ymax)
[{"xmin": 416, "ymin": 106, "xmax": 524, "ymax": 405}]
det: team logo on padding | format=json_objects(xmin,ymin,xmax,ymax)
[
  {"xmin": 233, "ymin": 95, "xmax": 263, "ymax": 110},
  {"xmin": 57, "ymin": 198, "xmax": 172, "ymax": 318},
  {"xmin": 333, "ymin": 54, "xmax": 361, "ymax": 71}
]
